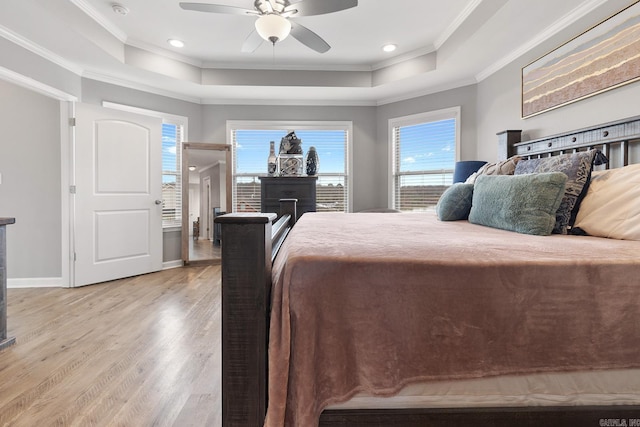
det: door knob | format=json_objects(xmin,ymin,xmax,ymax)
[{"xmin": 155, "ymin": 200, "xmax": 162, "ymax": 205}]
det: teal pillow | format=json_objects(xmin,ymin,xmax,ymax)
[
  {"xmin": 469, "ymin": 172, "xmax": 568, "ymax": 235},
  {"xmin": 436, "ymin": 183, "xmax": 474, "ymax": 221}
]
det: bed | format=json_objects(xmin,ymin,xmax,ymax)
[{"xmin": 215, "ymin": 116, "xmax": 640, "ymax": 426}]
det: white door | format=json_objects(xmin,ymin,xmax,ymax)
[{"xmin": 73, "ymin": 103, "xmax": 163, "ymax": 287}]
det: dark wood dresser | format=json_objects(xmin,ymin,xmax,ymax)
[{"xmin": 259, "ymin": 176, "xmax": 317, "ymax": 220}]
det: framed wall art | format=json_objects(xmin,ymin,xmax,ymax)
[{"xmin": 522, "ymin": 1, "xmax": 640, "ymax": 118}]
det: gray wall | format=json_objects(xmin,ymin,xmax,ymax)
[
  {"xmin": 0, "ymin": 79, "xmax": 61, "ymax": 278},
  {"xmin": 81, "ymin": 79, "xmax": 204, "ymax": 141},
  {"xmin": 0, "ymin": 38, "xmax": 81, "ymax": 99},
  {"xmin": 162, "ymin": 229, "xmax": 182, "ymax": 263},
  {"xmin": 477, "ymin": 53, "xmax": 640, "ymax": 162},
  {"xmin": 201, "ymin": 104, "xmax": 378, "ymax": 212},
  {"xmin": 476, "ymin": 0, "xmax": 640, "ymax": 161}
]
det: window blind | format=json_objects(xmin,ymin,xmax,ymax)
[
  {"xmin": 392, "ymin": 118, "xmax": 456, "ymax": 211},
  {"xmin": 231, "ymin": 126, "xmax": 349, "ymax": 213},
  {"xmin": 161, "ymin": 123, "xmax": 182, "ymax": 227},
  {"xmin": 296, "ymin": 130, "xmax": 348, "ymax": 213}
]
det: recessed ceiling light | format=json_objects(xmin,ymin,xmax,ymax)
[
  {"xmin": 382, "ymin": 44, "xmax": 397, "ymax": 53},
  {"xmin": 188, "ymin": 165, "xmax": 197, "ymax": 171},
  {"xmin": 111, "ymin": 3, "xmax": 129, "ymax": 16},
  {"xmin": 168, "ymin": 39, "xmax": 185, "ymax": 48}
]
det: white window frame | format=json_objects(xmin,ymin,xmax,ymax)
[
  {"xmin": 227, "ymin": 120, "xmax": 353, "ymax": 213},
  {"xmin": 388, "ymin": 106, "xmax": 461, "ymax": 209},
  {"xmin": 102, "ymin": 101, "xmax": 188, "ymax": 229}
]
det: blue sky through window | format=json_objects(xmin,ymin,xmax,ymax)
[
  {"xmin": 236, "ymin": 129, "xmax": 346, "ymax": 175},
  {"xmin": 162, "ymin": 123, "xmax": 178, "ymax": 183},
  {"xmin": 399, "ymin": 118, "xmax": 455, "ymax": 172}
]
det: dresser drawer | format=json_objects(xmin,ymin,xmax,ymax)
[
  {"xmin": 259, "ymin": 176, "xmax": 318, "ymax": 220},
  {"xmin": 262, "ymin": 182, "xmax": 315, "ymax": 202}
]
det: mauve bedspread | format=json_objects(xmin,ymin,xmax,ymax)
[{"xmin": 264, "ymin": 212, "xmax": 640, "ymax": 427}]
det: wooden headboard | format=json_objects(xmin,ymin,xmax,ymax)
[{"xmin": 498, "ymin": 115, "xmax": 640, "ymax": 168}]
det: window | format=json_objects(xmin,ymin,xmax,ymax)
[
  {"xmin": 228, "ymin": 121, "xmax": 352, "ymax": 213},
  {"xmin": 390, "ymin": 107, "xmax": 460, "ymax": 212},
  {"xmin": 161, "ymin": 122, "xmax": 183, "ymax": 227},
  {"xmin": 101, "ymin": 102, "xmax": 187, "ymax": 228}
]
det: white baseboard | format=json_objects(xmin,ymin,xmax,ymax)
[
  {"xmin": 163, "ymin": 260, "xmax": 184, "ymax": 270},
  {"xmin": 8, "ymin": 277, "xmax": 66, "ymax": 288},
  {"xmin": 8, "ymin": 264, "xmax": 184, "ymax": 288}
]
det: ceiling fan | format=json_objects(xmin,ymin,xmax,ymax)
[{"xmin": 179, "ymin": 0, "xmax": 358, "ymax": 53}]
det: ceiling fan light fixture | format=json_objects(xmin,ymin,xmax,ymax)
[{"xmin": 255, "ymin": 14, "xmax": 291, "ymax": 44}]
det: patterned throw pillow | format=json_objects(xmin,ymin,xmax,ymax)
[
  {"xmin": 465, "ymin": 156, "xmax": 522, "ymax": 184},
  {"xmin": 436, "ymin": 183, "xmax": 474, "ymax": 221},
  {"xmin": 514, "ymin": 150, "xmax": 596, "ymax": 234}
]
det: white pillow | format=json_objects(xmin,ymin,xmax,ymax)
[{"xmin": 573, "ymin": 163, "xmax": 640, "ymax": 240}]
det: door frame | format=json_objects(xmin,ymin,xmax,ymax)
[
  {"xmin": 202, "ymin": 175, "xmax": 211, "ymax": 240},
  {"xmin": 181, "ymin": 142, "xmax": 232, "ymax": 264}
]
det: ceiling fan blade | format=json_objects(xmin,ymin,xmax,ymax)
[
  {"xmin": 179, "ymin": 2, "xmax": 257, "ymax": 15},
  {"xmin": 242, "ymin": 30, "xmax": 264, "ymax": 53},
  {"xmin": 284, "ymin": 0, "xmax": 357, "ymax": 16},
  {"xmin": 290, "ymin": 21, "xmax": 330, "ymax": 53}
]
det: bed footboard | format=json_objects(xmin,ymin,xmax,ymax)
[{"xmin": 215, "ymin": 199, "xmax": 297, "ymax": 426}]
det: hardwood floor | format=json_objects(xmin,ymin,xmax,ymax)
[
  {"xmin": 0, "ymin": 265, "xmax": 222, "ymax": 426},
  {"xmin": 189, "ymin": 238, "xmax": 221, "ymax": 262}
]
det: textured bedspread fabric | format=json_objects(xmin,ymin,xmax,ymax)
[{"xmin": 264, "ymin": 212, "xmax": 640, "ymax": 427}]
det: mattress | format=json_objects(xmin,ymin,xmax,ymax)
[
  {"xmin": 329, "ymin": 369, "xmax": 640, "ymax": 409},
  {"xmin": 265, "ymin": 212, "xmax": 640, "ymax": 427}
]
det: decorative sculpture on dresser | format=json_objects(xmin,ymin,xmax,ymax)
[
  {"xmin": 305, "ymin": 146, "xmax": 319, "ymax": 176},
  {"xmin": 278, "ymin": 131, "xmax": 304, "ymax": 176}
]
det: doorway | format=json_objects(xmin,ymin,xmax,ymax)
[{"xmin": 181, "ymin": 143, "xmax": 232, "ymax": 265}]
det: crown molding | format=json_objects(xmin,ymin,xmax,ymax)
[
  {"xmin": 376, "ymin": 77, "xmax": 477, "ymax": 106},
  {"xmin": 127, "ymin": 39, "xmax": 205, "ymax": 68},
  {"xmin": 200, "ymin": 96, "xmax": 377, "ymax": 107},
  {"xmin": 371, "ymin": 45, "xmax": 436, "ymax": 71},
  {"xmin": 200, "ymin": 60, "xmax": 372, "ymax": 72},
  {"xmin": 434, "ymin": 0, "xmax": 483, "ymax": 49},
  {"xmin": 475, "ymin": 0, "xmax": 609, "ymax": 82},
  {"xmin": 0, "ymin": 24, "xmax": 84, "ymax": 76},
  {"xmin": 69, "ymin": 0, "xmax": 128, "ymax": 43},
  {"xmin": 0, "ymin": 66, "xmax": 78, "ymax": 101},
  {"xmin": 82, "ymin": 70, "xmax": 203, "ymax": 104}
]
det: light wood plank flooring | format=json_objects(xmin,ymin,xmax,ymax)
[
  {"xmin": 0, "ymin": 265, "xmax": 222, "ymax": 426},
  {"xmin": 188, "ymin": 238, "xmax": 221, "ymax": 262}
]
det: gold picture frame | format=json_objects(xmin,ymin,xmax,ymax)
[{"xmin": 522, "ymin": 1, "xmax": 640, "ymax": 118}]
